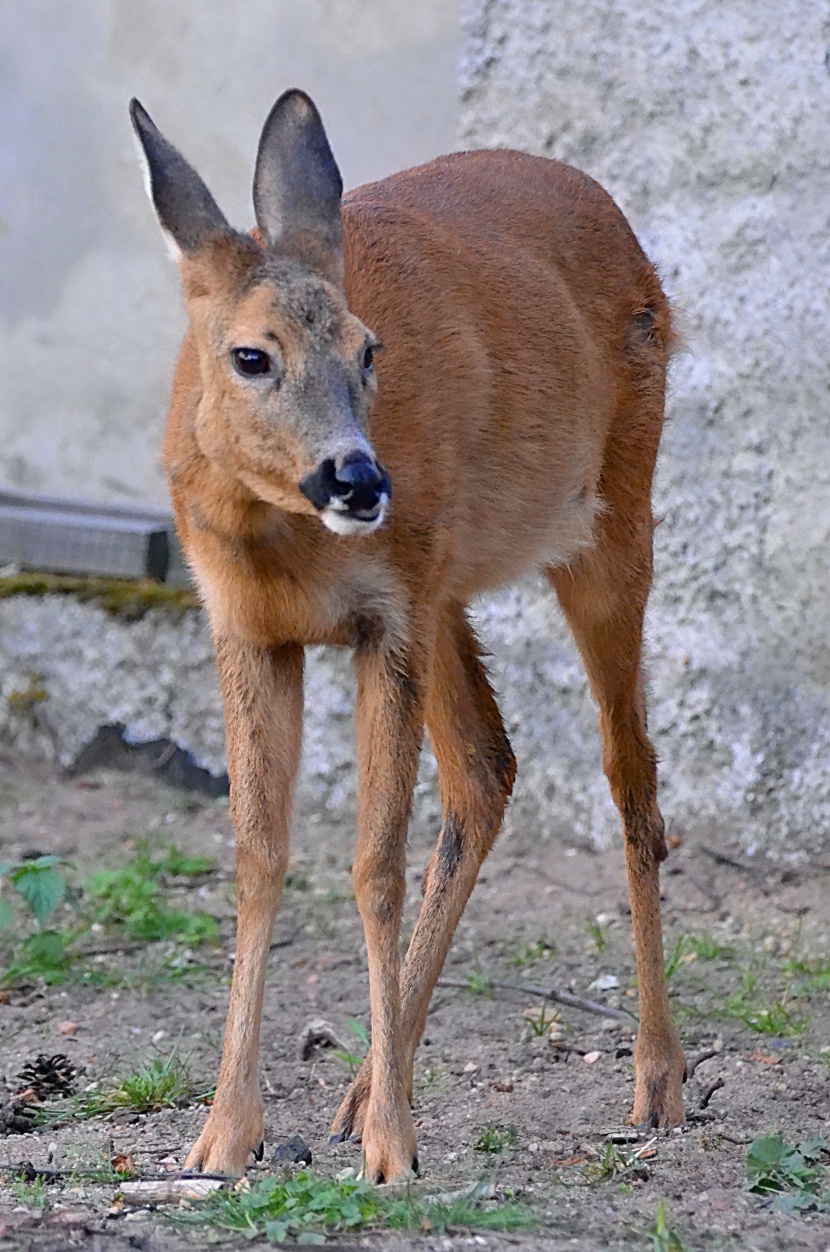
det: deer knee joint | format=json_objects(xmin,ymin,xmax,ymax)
[
  {"xmin": 353, "ymin": 858, "xmax": 405, "ymax": 925},
  {"xmin": 435, "ymin": 815, "xmax": 463, "ymax": 881},
  {"xmin": 622, "ymin": 801, "xmax": 667, "ymax": 867}
]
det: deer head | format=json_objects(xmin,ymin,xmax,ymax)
[{"xmin": 131, "ymin": 90, "xmax": 390, "ymax": 535}]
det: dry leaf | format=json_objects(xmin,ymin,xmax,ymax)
[{"xmin": 111, "ymin": 1152, "xmax": 136, "ymax": 1178}]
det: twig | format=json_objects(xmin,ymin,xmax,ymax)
[
  {"xmin": 436, "ymin": 976, "xmax": 635, "ymax": 1022},
  {"xmin": 686, "ymin": 1047, "xmax": 720, "ymax": 1080},
  {"xmin": 698, "ymin": 1077, "xmax": 725, "ymax": 1110},
  {"xmin": 76, "ymin": 941, "xmax": 145, "ymax": 959},
  {"xmin": 699, "ymin": 846, "xmax": 755, "ymax": 872}
]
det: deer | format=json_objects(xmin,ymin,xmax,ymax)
[{"xmin": 130, "ymin": 88, "xmax": 686, "ymax": 1184}]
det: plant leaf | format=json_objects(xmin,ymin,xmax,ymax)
[{"xmin": 11, "ymin": 863, "xmax": 65, "ymax": 925}]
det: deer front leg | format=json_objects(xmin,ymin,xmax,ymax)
[
  {"xmin": 186, "ymin": 636, "xmax": 303, "ymax": 1174},
  {"xmin": 350, "ymin": 641, "xmax": 424, "ymax": 1184}
]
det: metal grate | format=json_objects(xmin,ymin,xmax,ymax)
[{"xmin": 0, "ymin": 489, "xmax": 189, "ymax": 585}]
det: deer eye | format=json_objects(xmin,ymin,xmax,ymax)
[
  {"xmin": 232, "ymin": 347, "xmax": 272, "ymax": 377},
  {"xmin": 362, "ymin": 344, "xmax": 375, "ymax": 373}
]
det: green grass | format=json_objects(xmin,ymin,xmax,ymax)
[
  {"xmin": 664, "ymin": 935, "xmax": 688, "ymax": 979},
  {"xmin": 177, "ymin": 1171, "xmax": 534, "ymax": 1242},
  {"xmin": 522, "ymin": 1004, "xmax": 560, "ymax": 1038},
  {"xmin": 474, "ymin": 1125, "xmax": 517, "ymax": 1154},
  {"xmin": 464, "ymin": 965, "xmax": 494, "ymax": 997},
  {"xmin": 745, "ymin": 1134, "xmax": 829, "ymax": 1212},
  {"xmin": 586, "ymin": 919, "xmax": 608, "ymax": 952},
  {"xmin": 647, "ymin": 1199, "xmax": 689, "ymax": 1251},
  {"xmin": 332, "ymin": 1018, "xmax": 369, "ymax": 1075},
  {"xmin": 578, "ymin": 1140, "xmax": 649, "ymax": 1186},
  {"xmin": 87, "ymin": 843, "xmax": 218, "ymax": 944},
  {"xmin": 724, "ymin": 970, "xmax": 806, "ymax": 1037},
  {"xmin": 36, "ymin": 1047, "xmax": 206, "ymax": 1127},
  {"xmin": 509, "ymin": 937, "xmax": 555, "ymax": 968},
  {"xmin": 686, "ymin": 932, "xmax": 731, "ymax": 961}
]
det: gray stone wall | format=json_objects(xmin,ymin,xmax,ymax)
[
  {"xmin": 456, "ymin": 0, "xmax": 830, "ymax": 856},
  {"xmin": 2, "ymin": 2, "xmax": 829, "ymax": 861}
]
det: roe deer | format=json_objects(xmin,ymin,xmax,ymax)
[{"xmin": 130, "ymin": 89, "xmax": 685, "ymax": 1183}]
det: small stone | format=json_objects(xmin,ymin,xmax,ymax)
[
  {"xmin": 583, "ymin": 1051, "xmax": 601, "ymax": 1064},
  {"xmin": 587, "ymin": 974, "xmax": 619, "ymax": 992},
  {"xmin": 272, "ymin": 1134, "xmax": 312, "ymax": 1166},
  {"xmin": 57, "ymin": 1021, "xmax": 78, "ymax": 1035},
  {"xmin": 463, "ymin": 1061, "xmax": 478, "ymax": 1073}
]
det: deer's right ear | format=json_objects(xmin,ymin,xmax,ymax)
[{"xmin": 130, "ymin": 99, "xmax": 229, "ymax": 260}]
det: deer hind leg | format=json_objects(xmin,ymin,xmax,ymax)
[
  {"xmin": 331, "ymin": 604, "xmax": 515, "ymax": 1146},
  {"xmin": 547, "ymin": 523, "xmax": 686, "ymax": 1129},
  {"xmin": 186, "ymin": 637, "xmax": 303, "ymax": 1174}
]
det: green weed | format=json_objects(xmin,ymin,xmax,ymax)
[
  {"xmin": 332, "ymin": 1018, "xmax": 369, "ymax": 1075},
  {"xmin": 465, "ymin": 966, "xmax": 493, "ymax": 997},
  {"xmin": 416, "ymin": 1061, "xmax": 448, "ymax": 1094},
  {"xmin": 509, "ymin": 937, "xmax": 555, "ymax": 968},
  {"xmin": 474, "ymin": 1125, "xmax": 517, "ymax": 1154},
  {"xmin": 586, "ymin": 920, "xmax": 607, "ymax": 952},
  {"xmin": 0, "ymin": 842, "xmax": 219, "ymax": 988},
  {"xmin": 686, "ymin": 933, "xmax": 731, "ymax": 962},
  {"xmin": 0, "ymin": 855, "xmax": 74, "ymax": 986},
  {"xmin": 648, "ymin": 1199, "xmax": 688, "ymax": 1251},
  {"xmin": 780, "ymin": 953, "xmax": 830, "ymax": 995},
  {"xmin": 1, "ymin": 929, "xmax": 72, "ymax": 986},
  {"xmin": 8, "ymin": 1174, "xmax": 49, "ymax": 1208},
  {"xmin": 746, "ymin": 1134, "xmax": 829, "ymax": 1212},
  {"xmin": 178, "ymin": 1171, "xmax": 533, "ymax": 1242},
  {"xmin": 724, "ymin": 971, "xmax": 806, "ymax": 1037}
]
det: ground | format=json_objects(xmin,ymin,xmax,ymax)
[{"xmin": 0, "ymin": 755, "xmax": 828, "ymax": 1251}]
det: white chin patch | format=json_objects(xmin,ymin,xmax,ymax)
[{"xmin": 320, "ymin": 496, "xmax": 389, "ymax": 537}]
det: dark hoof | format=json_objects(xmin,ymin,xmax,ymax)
[
  {"xmin": 272, "ymin": 1134, "xmax": 312, "ymax": 1166},
  {"xmin": 328, "ymin": 1131, "xmax": 347, "ymax": 1145},
  {"xmin": 412, "ymin": 1154, "xmax": 420, "ymax": 1176},
  {"xmin": 252, "ymin": 1139, "xmax": 264, "ymax": 1162}
]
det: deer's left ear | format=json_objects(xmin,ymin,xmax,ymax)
[{"xmin": 253, "ymin": 89, "xmax": 343, "ymax": 282}]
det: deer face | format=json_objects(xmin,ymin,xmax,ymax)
[{"xmin": 131, "ymin": 91, "xmax": 391, "ymax": 536}]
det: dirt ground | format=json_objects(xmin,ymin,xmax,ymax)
[{"xmin": 0, "ymin": 754, "xmax": 828, "ymax": 1251}]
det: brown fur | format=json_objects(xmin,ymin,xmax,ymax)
[{"xmin": 155, "ymin": 139, "xmax": 683, "ymax": 1180}]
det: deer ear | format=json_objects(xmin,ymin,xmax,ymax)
[
  {"xmin": 130, "ymin": 98, "xmax": 229, "ymax": 259},
  {"xmin": 253, "ymin": 90, "xmax": 343, "ymax": 274}
]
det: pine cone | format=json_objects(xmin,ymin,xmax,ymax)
[{"xmin": 15, "ymin": 1053, "xmax": 77, "ymax": 1101}]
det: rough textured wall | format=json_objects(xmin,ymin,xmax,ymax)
[
  {"xmin": 0, "ymin": 0, "xmax": 459, "ymax": 504},
  {"xmin": 2, "ymin": 3, "xmax": 829, "ymax": 862},
  {"xmin": 453, "ymin": 0, "xmax": 830, "ymax": 856}
]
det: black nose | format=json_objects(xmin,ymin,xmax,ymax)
[
  {"xmin": 332, "ymin": 453, "xmax": 387, "ymax": 512},
  {"xmin": 298, "ymin": 451, "xmax": 391, "ymax": 516}
]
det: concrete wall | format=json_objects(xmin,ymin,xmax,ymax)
[
  {"xmin": 3, "ymin": 1, "xmax": 829, "ymax": 860},
  {"xmin": 0, "ymin": 0, "xmax": 460, "ymax": 504},
  {"xmin": 456, "ymin": 0, "xmax": 830, "ymax": 857}
]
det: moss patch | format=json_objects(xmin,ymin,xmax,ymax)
[{"xmin": 0, "ymin": 573, "xmax": 199, "ymax": 621}]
